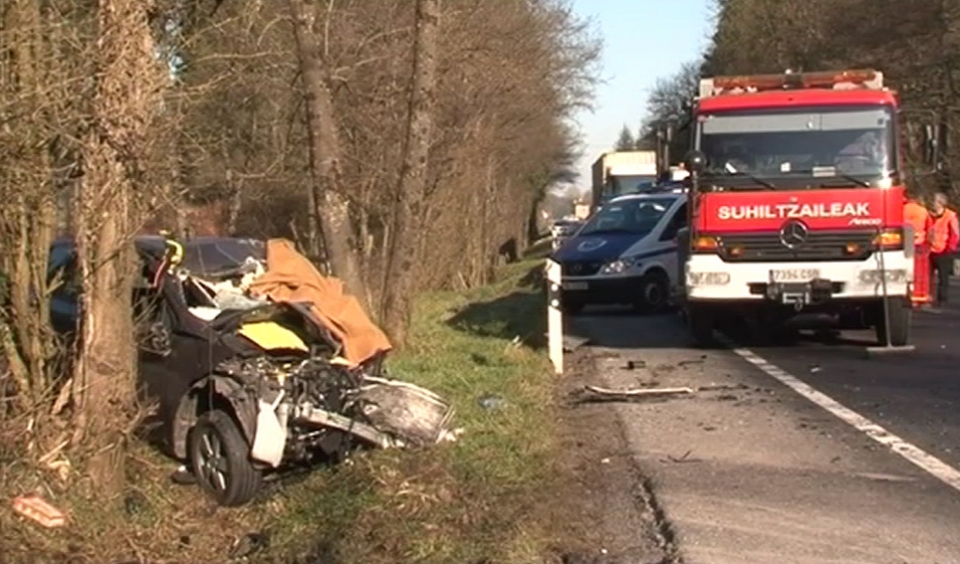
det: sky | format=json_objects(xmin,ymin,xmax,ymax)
[{"xmin": 568, "ymin": 0, "xmax": 715, "ymax": 195}]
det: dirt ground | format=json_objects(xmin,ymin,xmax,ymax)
[{"xmin": 549, "ymin": 349, "xmax": 677, "ymax": 564}]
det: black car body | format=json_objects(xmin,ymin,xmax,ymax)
[{"xmin": 45, "ymin": 236, "xmax": 453, "ymax": 506}]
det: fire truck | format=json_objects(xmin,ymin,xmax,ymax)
[{"xmin": 677, "ymin": 69, "xmax": 931, "ymax": 347}]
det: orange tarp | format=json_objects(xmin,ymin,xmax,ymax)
[{"xmin": 247, "ymin": 239, "xmax": 392, "ymax": 366}]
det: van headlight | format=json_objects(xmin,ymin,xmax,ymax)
[{"xmin": 600, "ymin": 257, "xmax": 639, "ymax": 275}]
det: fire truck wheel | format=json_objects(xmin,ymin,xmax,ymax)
[
  {"xmin": 875, "ymin": 297, "xmax": 911, "ymax": 347},
  {"xmin": 687, "ymin": 306, "xmax": 715, "ymax": 347}
]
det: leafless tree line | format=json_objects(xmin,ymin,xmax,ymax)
[{"xmin": 0, "ymin": 0, "xmax": 599, "ymax": 502}]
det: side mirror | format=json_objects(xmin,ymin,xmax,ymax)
[{"xmin": 684, "ymin": 150, "xmax": 706, "ymax": 174}]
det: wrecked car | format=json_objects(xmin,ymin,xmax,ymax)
[{"xmin": 48, "ymin": 236, "xmax": 456, "ymax": 506}]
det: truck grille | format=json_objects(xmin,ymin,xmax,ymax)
[
  {"xmin": 716, "ymin": 230, "xmax": 878, "ymax": 262},
  {"xmin": 562, "ymin": 260, "xmax": 603, "ymax": 276}
]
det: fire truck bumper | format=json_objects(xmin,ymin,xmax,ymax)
[{"xmin": 685, "ymin": 251, "xmax": 913, "ymax": 305}]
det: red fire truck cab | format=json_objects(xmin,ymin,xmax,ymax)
[{"xmin": 678, "ymin": 69, "xmax": 917, "ymax": 347}]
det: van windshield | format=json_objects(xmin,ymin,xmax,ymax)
[{"xmin": 579, "ymin": 197, "xmax": 676, "ymax": 236}]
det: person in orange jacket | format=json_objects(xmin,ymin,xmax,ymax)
[
  {"xmin": 905, "ymin": 194, "xmax": 933, "ymax": 306},
  {"xmin": 928, "ymin": 192, "xmax": 959, "ymax": 305}
]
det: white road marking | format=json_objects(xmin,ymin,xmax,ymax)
[{"xmin": 722, "ymin": 338, "xmax": 960, "ymax": 494}]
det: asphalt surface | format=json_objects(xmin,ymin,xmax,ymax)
[{"xmin": 568, "ymin": 285, "xmax": 960, "ymax": 564}]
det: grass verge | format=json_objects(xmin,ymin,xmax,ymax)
[{"xmin": 0, "ymin": 256, "xmax": 580, "ymax": 564}]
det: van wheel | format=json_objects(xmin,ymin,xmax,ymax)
[
  {"xmin": 188, "ymin": 410, "xmax": 263, "ymax": 507},
  {"xmin": 875, "ymin": 297, "xmax": 911, "ymax": 347},
  {"xmin": 635, "ymin": 271, "xmax": 669, "ymax": 313}
]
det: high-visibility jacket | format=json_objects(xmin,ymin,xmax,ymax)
[
  {"xmin": 930, "ymin": 208, "xmax": 959, "ymax": 254},
  {"xmin": 904, "ymin": 200, "xmax": 931, "ymax": 247}
]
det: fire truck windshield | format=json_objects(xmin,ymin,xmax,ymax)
[{"xmin": 696, "ymin": 104, "xmax": 896, "ymax": 190}]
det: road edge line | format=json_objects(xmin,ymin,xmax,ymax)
[{"xmin": 718, "ymin": 336, "xmax": 960, "ymax": 494}]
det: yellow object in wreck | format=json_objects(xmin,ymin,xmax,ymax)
[{"xmin": 238, "ymin": 321, "xmax": 309, "ymax": 352}]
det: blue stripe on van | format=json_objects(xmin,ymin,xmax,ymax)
[{"xmin": 629, "ymin": 245, "xmax": 677, "ymax": 261}]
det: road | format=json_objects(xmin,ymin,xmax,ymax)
[{"xmin": 568, "ymin": 286, "xmax": 960, "ymax": 564}]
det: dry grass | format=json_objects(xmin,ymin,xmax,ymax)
[{"xmin": 0, "ymin": 256, "xmax": 578, "ymax": 564}]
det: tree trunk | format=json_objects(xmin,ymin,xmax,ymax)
[
  {"xmin": 379, "ymin": 0, "xmax": 439, "ymax": 345},
  {"xmin": 73, "ymin": 0, "xmax": 159, "ymax": 498},
  {"xmin": 287, "ymin": 0, "xmax": 369, "ymax": 309}
]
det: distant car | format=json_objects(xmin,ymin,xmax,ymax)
[
  {"xmin": 550, "ymin": 218, "xmax": 583, "ymax": 250},
  {"xmin": 551, "ymin": 190, "xmax": 687, "ymax": 314}
]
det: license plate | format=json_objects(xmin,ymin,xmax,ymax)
[
  {"xmin": 769, "ymin": 269, "xmax": 820, "ymax": 283},
  {"xmin": 563, "ymin": 281, "xmax": 588, "ymax": 291}
]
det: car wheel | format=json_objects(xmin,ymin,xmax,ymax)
[
  {"xmin": 636, "ymin": 271, "xmax": 669, "ymax": 313},
  {"xmin": 188, "ymin": 409, "xmax": 263, "ymax": 507}
]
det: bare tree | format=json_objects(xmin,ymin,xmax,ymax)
[
  {"xmin": 287, "ymin": 0, "xmax": 370, "ymax": 309},
  {"xmin": 72, "ymin": 0, "xmax": 162, "ymax": 495},
  {"xmin": 379, "ymin": 0, "xmax": 439, "ymax": 344}
]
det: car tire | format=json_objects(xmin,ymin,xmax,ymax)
[
  {"xmin": 188, "ymin": 409, "xmax": 263, "ymax": 507},
  {"xmin": 636, "ymin": 271, "xmax": 669, "ymax": 313},
  {"xmin": 875, "ymin": 297, "xmax": 911, "ymax": 347}
]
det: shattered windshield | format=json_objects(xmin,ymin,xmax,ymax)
[
  {"xmin": 696, "ymin": 105, "xmax": 896, "ymax": 189},
  {"xmin": 182, "ymin": 238, "xmax": 266, "ymax": 277},
  {"xmin": 579, "ymin": 197, "xmax": 676, "ymax": 236}
]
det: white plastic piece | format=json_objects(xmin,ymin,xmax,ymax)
[{"xmin": 250, "ymin": 391, "xmax": 287, "ymax": 467}]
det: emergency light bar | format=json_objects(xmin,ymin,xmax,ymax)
[{"xmin": 699, "ymin": 69, "xmax": 884, "ymax": 99}]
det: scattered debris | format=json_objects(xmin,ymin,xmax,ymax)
[
  {"xmin": 666, "ymin": 450, "xmax": 697, "ymax": 464},
  {"xmin": 12, "ymin": 494, "xmax": 65, "ymax": 528},
  {"xmin": 229, "ymin": 531, "xmax": 270, "ymax": 560},
  {"xmin": 677, "ymin": 356, "xmax": 706, "ymax": 367},
  {"xmin": 570, "ymin": 385, "xmax": 694, "ymax": 404},
  {"xmin": 809, "ymin": 364, "xmax": 822, "ymax": 373},
  {"xmin": 562, "ymin": 334, "xmax": 591, "ymax": 352},
  {"xmin": 170, "ymin": 465, "xmax": 197, "ymax": 485},
  {"xmin": 623, "ymin": 359, "xmax": 646, "ymax": 370},
  {"xmin": 697, "ymin": 383, "xmax": 749, "ymax": 392},
  {"xmin": 477, "ymin": 394, "xmax": 507, "ymax": 411}
]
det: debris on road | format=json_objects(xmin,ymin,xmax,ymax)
[
  {"xmin": 570, "ymin": 385, "xmax": 695, "ymax": 404},
  {"xmin": 666, "ymin": 450, "xmax": 697, "ymax": 464},
  {"xmin": 677, "ymin": 356, "xmax": 707, "ymax": 367},
  {"xmin": 563, "ymin": 334, "xmax": 591, "ymax": 352}
]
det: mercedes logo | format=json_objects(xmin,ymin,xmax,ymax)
[
  {"xmin": 779, "ymin": 220, "xmax": 808, "ymax": 249},
  {"xmin": 571, "ymin": 263, "xmax": 582, "ymax": 274}
]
